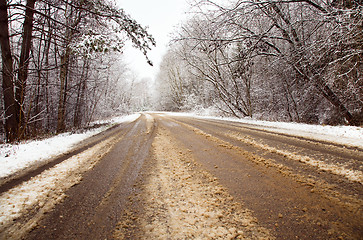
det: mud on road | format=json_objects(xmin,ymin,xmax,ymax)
[{"xmin": 1, "ymin": 113, "xmax": 362, "ymax": 239}]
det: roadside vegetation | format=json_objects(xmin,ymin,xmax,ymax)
[
  {"xmin": 155, "ymin": 0, "xmax": 362, "ymax": 126},
  {"xmin": 1, "ymin": 0, "xmax": 362, "ymax": 143},
  {"xmin": 0, "ymin": 0, "xmax": 154, "ymax": 142}
]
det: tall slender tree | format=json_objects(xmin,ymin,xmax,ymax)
[
  {"xmin": 16, "ymin": 0, "xmax": 36, "ymax": 138},
  {"xmin": 0, "ymin": 0, "xmax": 17, "ymax": 142},
  {"xmin": 1, "ymin": 0, "xmax": 155, "ymax": 142}
]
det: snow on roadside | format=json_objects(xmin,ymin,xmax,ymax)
[
  {"xmin": 0, "ymin": 114, "xmax": 140, "ymax": 179},
  {"xmin": 92, "ymin": 114, "xmax": 140, "ymax": 126},
  {"xmin": 162, "ymin": 112, "xmax": 363, "ymax": 149},
  {"xmin": 228, "ymin": 132, "xmax": 363, "ymax": 184},
  {"xmin": 0, "ymin": 133, "xmax": 121, "ymax": 239}
]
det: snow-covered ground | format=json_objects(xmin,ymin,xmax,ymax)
[
  {"xmin": 0, "ymin": 128, "xmax": 124, "ymax": 238},
  {"xmin": 0, "ymin": 114, "xmax": 140, "ymax": 180},
  {"xmin": 162, "ymin": 112, "xmax": 363, "ymax": 149}
]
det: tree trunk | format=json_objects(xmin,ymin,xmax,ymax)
[
  {"xmin": 57, "ymin": 47, "xmax": 71, "ymax": 133},
  {"xmin": 293, "ymin": 64, "xmax": 355, "ymax": 125},
  {"xmin": 16, "ymin": 0, "xmax": 36, "ymax": 139},
  {"xmin": 271, "ymin": 3, "xmax": 355, "ymax": 125},
  {"xmin": 73, "ymin": 79, "xmax": 83, "ymax": 129},
  {"xmin": 316, "ymin": 79, "xmax": 355, "ymax": 125},
  {"xmin": 73, "ymin": 60, "xmax": 89, "ymax": 128},
  {"xmin": 44, "ymin": 15, "xmax": 52, "ymax": 132},
  {"xmin": 0, "ymin": 0, "xmax": 18, "ymax": 142}
]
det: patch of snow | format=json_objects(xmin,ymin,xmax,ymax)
[
  {"xmin": 114, "ymin": 127, "xmax": 272, "ymax": 239},
  {"xmin": 0, "ymin": 134, "xmax": 119, "ymax": 238},
  {"xmin": 92, "ymin": 113, "xmax": 140, "ymax": 125},
  {"xmin": 229, "ymin": 133, "xmax": 363, "ymax": 184},
  {"xmin": 144, "ymin": 113, "xmax": 154, "ymax": 122},
  {"xmin": 162, "ymin": 112, "xmax": 363, "ymax": 149},
  {"xmin": 0, "ymin": 114, "xmax": 140, "ymax": 179}
]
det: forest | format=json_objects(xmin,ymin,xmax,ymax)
[
  {"xmin": 1, "ymin": 0, "xmax": 362, "ymax": 143},
  {"xmin": 0, "ymin": 0, "xmax": 155, "ymax": 142},
  {"xmin": 155, "ymin": 0, "xmax": 362, "ymax": 125}
]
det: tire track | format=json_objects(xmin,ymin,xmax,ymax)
[
  {"xmin": 0, "ymin": 119, "xmax": 140, "ymax": 194},
  {"xmin": 114, "ymin": 126, "xmax": 273, "ymax": 239},
  {"xmin": 170, "ymin": 116, "xmax": 363, "ymax": 202},
  {"xmin": 8, "ymin": 113, "xmax": 362, "ymax": 239},
  {"xmin": 0, "ymin": 126, "xmax": 126, "ymax": 239},
  {"xmin": 23, "ymin": 114, "xmax": 155, "ymax": 240},
  {"xmin": 155, "ymin": 114, "xmax": 363, "ymax": 239}
]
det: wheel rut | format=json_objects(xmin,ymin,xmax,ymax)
[
  {"xmin": 24, "ymin": 114, "xmax": 156, "ymax": 240},
  {"xmin": 155, "ymin": 114, "xmax": 363, "ymax": 239},
  {"xmin": 3, "ymin": 113, "xmax": 362, "ymax": 239}
]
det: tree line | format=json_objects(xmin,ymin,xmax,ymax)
[
  {"xmin": 0, "ymin": 0, "xmax": 155, "ymax": 142},
  {"xmin": 155, "ymin": 0, "xmax": 362, "ymax": 125}
]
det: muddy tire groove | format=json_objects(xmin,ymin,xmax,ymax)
[
  {"xmin": 169, "ymin": 116, "xmax": 363, "ymax": 203},
  {"xmin": 6, "ymin": 113, "xmax": 362, "ymax": 239},
  {"xmin": 23, "ymin": 115, "xmax": 155, "ymax": 240},
  {"xmin": 157, "ymin": 115, "xmax": 363, "ymax": 239},
  {"xmin": 0, "ymin": 119, "xmax": 141, "ymax": 194},
  {"xmin": 114, "ymin": 126, "xmax": 273, "ymax": 239}
]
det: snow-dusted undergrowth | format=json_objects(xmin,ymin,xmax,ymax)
[{"xmin": 0, "ymin": 114, "xmax": 140, "ymax": 179}]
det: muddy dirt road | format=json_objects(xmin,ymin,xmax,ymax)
[{"xmin": 1, "ymin": 113, "xmax": 362, "ymax": 239}]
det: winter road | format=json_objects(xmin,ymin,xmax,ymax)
[{"xmin": 1, "ymin": 113, "xmax": 362, "ymax": 239}]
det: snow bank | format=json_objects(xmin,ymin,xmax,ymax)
[
  {"xmin": 92, "ymin": 113, "xmax": 140, "ymax": 126},
  {"xmin": 0, "ymin": 132, "xmax": 119, "ymax": 238},
  {"xmin": 163, "ymin": 112, "xmax": 363, "ymax": 149},
  {"xmin": 0, "ymin": 114, "xmax": 140, "ymax": 179}
]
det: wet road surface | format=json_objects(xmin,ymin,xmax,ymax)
[{"xmin": 2, "ymin": 113, "xmax": 362, "ymax": 239}]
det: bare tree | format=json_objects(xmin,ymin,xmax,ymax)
[
  {"xmin": 0, "ymin": 0, "xmax": 17, "ymax": 142},
  {"xmin": 0, "ymin": 0, "xmax": 155, "ymax": 142},
  {"xmin": 173, "ymin": 15, "xmax": 254, "ymax": 117},
  {"xmin": 164, "ymin": 0, "xmax": 362, "ymax": 124}
]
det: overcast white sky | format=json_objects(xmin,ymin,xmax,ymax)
[{"xmin": 117, "ymin": 0, "xmax": 190, "ymax": 81}]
